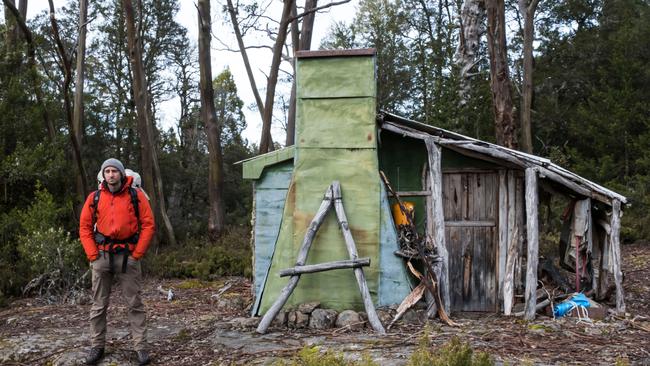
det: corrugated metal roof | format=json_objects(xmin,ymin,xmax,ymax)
[{"xmin": 378, "ymin": 111, "xmax": 627, "ymax": 205}]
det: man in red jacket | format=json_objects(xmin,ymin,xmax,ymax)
[{"xmin": 79, "ymin": 158, "xmax": 155, "ymax": 365}]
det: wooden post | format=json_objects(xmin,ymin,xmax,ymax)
[
  {"xmin": 596, "ymin": 220, "xmax": 612, "ymax": 299},
  {"xmin": 332, "ymin": 181, "xmax": 386, "ymax": 334},
  {"xmin": 498, "ymin": 170, "xmax": 508, "ymax": 309},
  {"xmin": 610, "ymin": 199, "xmax": 625, "ymax": 314},
  {"xmin": 256, "ymin": 185, "xmax": 334, "ymax": 334},
  {"xmin": 587, "ymin": 200, "xmax": 598, "ymax": 293},
  {"xmin": 514, "ymin": 174, "xmax": 525, "ymax": 294},
  {"xmin": 523, "ymin": 167, "xmax": 539, "ymax": 320},
  {"xmin": 503, "ymin": 226, "xmax": 519, "ymax": 315},
  {"xmin": 425, "ymin": 138, "xmax": 450, "ymax": 313},
  {"xmin": 423, "ymin": 163, "xmax": 437, "ymax": 317}
]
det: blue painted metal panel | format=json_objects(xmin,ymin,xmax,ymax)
[
  {"xmin": 256, "ymin": 161, "xmax": 294, "ymax": 189},
  {"xmin": 378, "ymin": 182, "xmax": 413, "ymax": 306},
  {"xmin": 252, "ymin": 163, "xmax": 293, "ymax": 315}
]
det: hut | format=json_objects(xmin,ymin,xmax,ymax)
[{"xmin": 241, "ymin": 48, "xmax": 627, "ymax": 325}]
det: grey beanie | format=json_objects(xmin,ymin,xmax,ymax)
[{"xmin": 101, "ymin": 158, "xmax": 126, "ymax": 177}]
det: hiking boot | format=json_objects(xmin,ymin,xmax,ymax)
[
  {"xmin": 136, "ymin": 350, "xmax": 151, "ymax": 365},
  {"xmin": 84, "ymin": 347, "xmax": 104, "ymax": 365}
]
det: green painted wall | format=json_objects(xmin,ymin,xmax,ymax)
[{"xmin": 260, "ymin": 54, "xmax": 381, "ymax": 312}]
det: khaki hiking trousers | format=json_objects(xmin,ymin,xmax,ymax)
[{"xmin": 90, "ymin": 251, "xmax": 147, "ymax": 351}]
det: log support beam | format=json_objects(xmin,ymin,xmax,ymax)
[
  {"xmin": 610, "ymin": 199, "xmax": 625, "ymax": 314},
  {"xmin": 279, "ymin": 258, "xmax": 371, "ymax": 277},
  {"xmin": 425, "ymin": 138, "xmax": 450, "ymax": 313},
  {"xmin": 523, "ymin": 167, "xmax": 539, "ymax": 320}
]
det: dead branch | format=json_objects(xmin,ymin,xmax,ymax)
[
  {"xmin": 380, "ymin": 170, "xmax": 458, "ymax": 327},
  {"xmin": 287, "ymin": 0, "xmax": 352, "ymax": 23}
]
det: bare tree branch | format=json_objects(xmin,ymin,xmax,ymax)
[
  {"xmin": 287, "ymin": 0, "xmax": 351, "ymax": 23},
  {"xmin": 226, "ymin": 0, "xmax": 265, "ymax": 122}
]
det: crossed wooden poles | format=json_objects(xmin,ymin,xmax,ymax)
[{"xmin": 256, "ymin": 181, "xmax": 386, "ymax": 334}]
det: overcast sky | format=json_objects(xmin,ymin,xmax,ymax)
[{"xmin": 14, "ymin": 0, "xmax": 357, "ymax": 146}]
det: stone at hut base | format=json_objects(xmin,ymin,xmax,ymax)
[
  {"xmin": 401, "ymin": 309, "xmax": 422, "ymax": 324},
  {"xmin": 376, "ymin": 309, "xmax": 394, "ymax": 325},
  {"xmin": 335, "ymin": 310, "xmax": 364, "ymax": 331},
  {"xmin": 309, "ymin": 308, "xmax": 338, "ymax": 329},
  {"xmin": 298, "ymin": 302, "xmax": 321, "ymax": 314},
  {"xmin": 287, "ymin": 311, "xmax": 310, "ymax": 329}
]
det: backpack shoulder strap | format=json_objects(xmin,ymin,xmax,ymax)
[
  {"xmin": 129, "ymin": 187, "xmax": 140, "ymax": 222},
  {"xmin": 91, "ymin": 190, "xmax": 101, "ymax": 226}
]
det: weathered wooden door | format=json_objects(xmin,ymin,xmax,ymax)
[{"xmin": 442, "ymin": 171, "xmax": 498, "ymax": 312}]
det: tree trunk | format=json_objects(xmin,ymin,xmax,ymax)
[
  {"xmin": 48, "ymin": 0, "xmax": 89, "ymax": 215},
  {"xmin": 485, "ymin": 0, "xmax": 517, "ymax": 149},
  {"xmin": 455, "ymin": 0, "xmax": 485, "ymax": 104},
  {"xmin": 73, "ymin": 0, "xmax": 89, "ymax": 207},
  {"xmin": 518, "ymin": 0, "xmax": 539, "ymax": 153},
  {"xmin": 122, "ymin": 0, "xmax": 177, "ymax": 247},
  {"xmin": 197, "ymin": 0, "xmax": 226, "ymax": 241},
  {"xmin": 286, "ymin": 0, "xmax": 318, "ymax": 146},
  {"xmin": 259, "ymin": 0, "xmax": 294, "ymax": 154},
  {"xmin": 4, "ymin": 0, "xmax": 17, "ymax": 52}
]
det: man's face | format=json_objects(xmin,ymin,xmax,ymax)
[{"xmin": 103, "ymin": 167, "xmax": 122, "ymax": 186}]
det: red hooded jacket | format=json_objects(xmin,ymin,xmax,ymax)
[{"xmin": 79, "ymin": 176, "xmax": 155, "ymax": 261}]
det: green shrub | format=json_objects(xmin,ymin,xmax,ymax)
[
  {"xmin": 0, "ymin": 209, "xmax": 30, "ymax": 304},
  {"xmin": 408, "ymin": 331, "xmax": 493, "ymax": 366},
  {"xmin": 145, "ymin": 226, "xmax": 252, "ymax": 280},
  {"xmin": 274, "ymin": 346, "xmax": 377, "ymax": 366},
  {"xmin": 16, "ymin": 184, "xmax": 86, "ymax": 297}
]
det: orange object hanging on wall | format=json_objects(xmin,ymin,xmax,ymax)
[{"xmin": 391, "ymin": 202, "xmax": 415, "ymax": 226}]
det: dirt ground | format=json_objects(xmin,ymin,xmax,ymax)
[{"xmin": 1, "ymin": 243, "xmax": 649, "ymax": 366}]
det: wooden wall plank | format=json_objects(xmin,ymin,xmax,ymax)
[{"xmin": 498, "ymin": 170, "xmax": 508, "ymax": 309}]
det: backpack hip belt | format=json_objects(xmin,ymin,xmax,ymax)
[{"xmin": 91, "ymin": 187, "xmax": 141, "ymax": 274}]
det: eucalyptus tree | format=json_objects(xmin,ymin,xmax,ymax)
[
  {"xmin": 517, "ymin": 0, "xmax": 540, "ymax": 153},
  {"xmin": 122, "ymin": 0, "xmax": 177, "ymax": 247},
  {"xmin": 485, "ymin": 0, "xmax": 516, "ymax": 149},
  {"xmin": 198, "ymin": 0, "xmax": 226, "ymax": 241},
  {"xmin": 47, "ymin": 0, "xmax": 89, "ymax": 212}
]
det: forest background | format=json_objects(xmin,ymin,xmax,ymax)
[{"xmin": 0, "ymin": 0, "xmax": 648, "ymax": 305}]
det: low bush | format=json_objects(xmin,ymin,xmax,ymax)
[
  {"xmin": 0, "ymin": 182, "xmax": 86, "ymax": 305},
  {"xmin": 145, "ymin": 226, "xmax": 252, "ymax": 280},
  {"xmin": 408, "ymin": 330, "xmax": 493, "ymax": 366},
  {"xmin": 274, "ymin": 346, "xmax": 377, "ymax": 366}
]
